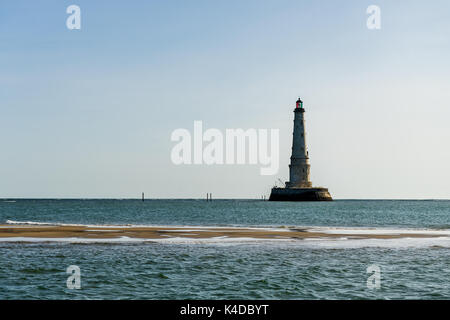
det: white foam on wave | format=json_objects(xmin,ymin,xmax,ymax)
[
  {"xmin": 1, "ymin": 235, "xmax": 450, "ymax": 248},
  {"xmin": 4, "ymin": 220, "xmax": 132, "ymax": 228},
  {"xmin": 304, "ymin": 236, "xmax": 450, "ymax": 249},
  {"xmin": 0, "ymin": 236, "xmax": 151, "ymax": 243},
  {"xmin": 6, "ymin": 220, "xmax": 87, "ymax": 227},
  {"xmin": 308, "ymin": 226, "xmax": 450, "ymax": 236},
  {"xmin": 0, "ymin": 236, "xmax": 280, "ymax": 245},
  {"xmin": 6, "ymin": 220, "xmax": 49, "ymax": 225},
  {"xmin": 144, "ymin": 236, "xmax": 450, "ymax": 248}
]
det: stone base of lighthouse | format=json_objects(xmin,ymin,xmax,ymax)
[{"xmin": 269, "ymin": 187, "xmax": 332, "ymax": 201}]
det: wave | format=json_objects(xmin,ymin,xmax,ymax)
[
  {"xmin": 4, "ymin": 220, "xmax": 133, "ymax": 228},
  {"xmin": 1, "ymin": 235, "xmax": 450, "ymax": 249},
  {"xmin": 6, "ymin": 220, "xmax": 59, "ymax": 226},
  {"xmin": 3, "ymin": 220, "xmax": 288, "ymax": 231},
  {"xmin": 307, "ymin": 226, "xmax": 450, "ymax": 236}
]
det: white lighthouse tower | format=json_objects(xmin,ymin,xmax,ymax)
[
  {"xmin": 269, "ymin": 97, "xmax": 332, "ymax": 201},
  {"xmin": 286, "ymin": 98, "xmax": 312, "ymax": 188}
]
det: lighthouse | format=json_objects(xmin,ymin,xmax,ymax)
[
  {"xmin": 286, "ymin": 98, "xmax": 312, "ymax": 188},
  {"xmin": 269, "ymin": 98, "xmax": 332, "ymax": 201}
]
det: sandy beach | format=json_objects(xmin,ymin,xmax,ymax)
[{"xmin": 0, "ymin": 224, "xmax": 446, "ymax": 241}]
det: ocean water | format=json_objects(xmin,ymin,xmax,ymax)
[{"xmin": 0, "ymin": 199, "xmax": 449, "ymax": 299}]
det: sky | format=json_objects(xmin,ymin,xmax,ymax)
[{"xmin": 1, "ymin": 0, "xmax": 450, "ymax": 199}]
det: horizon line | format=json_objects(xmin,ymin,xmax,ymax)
[{"xmin": 1, "ymin": 198, "xmax": 449, "ymax": 201}]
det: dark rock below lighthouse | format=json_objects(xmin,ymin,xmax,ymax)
[{"xmin": 269, "ymin": 187, "xmax": 332, "ymax": 201}]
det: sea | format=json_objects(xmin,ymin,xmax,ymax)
[{"xmin": 0, "ymin": 199, "xmax": 449, "ymax": 299}]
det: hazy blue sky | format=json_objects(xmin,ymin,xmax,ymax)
[{"xmin": 1, "ymin": 0, "xmax": 449, "ymax": 199}]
